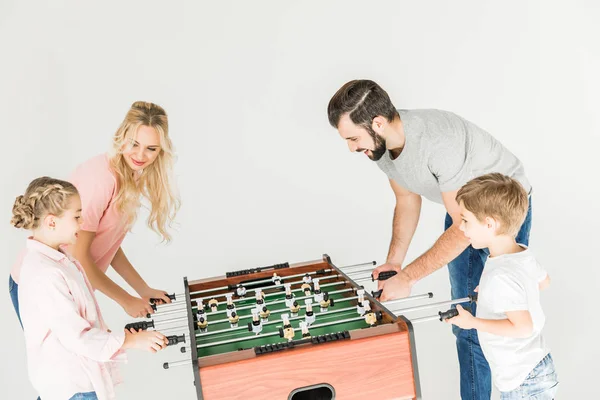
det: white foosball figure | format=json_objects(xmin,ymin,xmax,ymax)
[
  {"xmin": 255, "ymin": 289, "xmax": 265, "ymax": 307},
  {"xmin": 302, "ymin": 273, "xmax": 312, "ymax": 284},
  {"xmin": 304, "ymin": 298, "xmax": 316, "ymax": 326},
  {"xmin": 313, "ymin": 278, "xmax": 324, "ymax": 303},
  {"xmin": 236, "ymin": 284, "xmax": 247, "ymax": 298},
  {"xmin": 284, "ymin": 283, "xmax": 295, "ymax": 307},
  {"xmin": 225, "ymin": 293, "xmax": 236, "ymax": 317},
  {"xmin": 299, "ymin": 321, "xmax": 311, "ymax": 338},
  {"xmin": 272, "ymin": 273, "xmax": 282, "ymax": 285},
  {"xmin": 249, "ymin": 308, "xmax": 263, "ymax": 335},
  {"xmin": 356, "ymin": 289, "xmax": 366, "ymax": 315},
  {"xmin": 196, "ymin": 300, "xmax": 206, "ymax": 321}
]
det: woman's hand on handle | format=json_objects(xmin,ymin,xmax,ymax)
[
  {"xmin": 139, "ymin": 287, "xmax": 172, "ymax": 305},
  {"xmin": 123, "ymin": 295, "xmax": 155, "ymax": 318}
]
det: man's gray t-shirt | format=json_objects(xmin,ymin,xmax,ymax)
[{"xmin": 375, "ymin": 109, "xmax": 531, "ymax": 204}]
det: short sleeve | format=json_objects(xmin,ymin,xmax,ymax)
[
  {"xmin": 488, "ymin": 274, "xmax": 528, "ymax": 313},
  {"xmin": 534, "ymin": 260, "xmax": 548, "ymax": 282},
  {"xmin": 69, "ymin": 156, "xmax": 116, "ymax": 232},
  {"xmin": 427, "ymin": 127, "xmax": 471, "ymax": 193}
]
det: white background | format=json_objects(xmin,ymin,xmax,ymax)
[{"xmin": 1, "ymin": 1, "xmax": 598, "ymax": 399}]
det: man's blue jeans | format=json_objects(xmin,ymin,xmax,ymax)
[{"xmin": 444, "ymin": 197, "xmax": 532, "ymax": 400}]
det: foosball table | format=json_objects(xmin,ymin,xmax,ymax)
[{"xmin": 128, "ymin": 254, "xmax": 477, "ymax": 400}]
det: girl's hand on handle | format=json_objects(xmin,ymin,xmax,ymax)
[{"xmin": 122, "ymin": 328, "xmax": 168, "ymax": 353}]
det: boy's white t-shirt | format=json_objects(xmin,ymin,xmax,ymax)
[{"xmin": 476, "ymin": 245, "xmax": 550, "ymax": 392}]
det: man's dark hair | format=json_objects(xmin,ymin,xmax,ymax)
[{"xmin": 327, "ymin": 80, "xmax": 399, "ymax": 128}]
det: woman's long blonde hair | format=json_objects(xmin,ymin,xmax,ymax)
[{"xmin": 108, "ymin": 101, "xmax": 180, "ymax": 242}]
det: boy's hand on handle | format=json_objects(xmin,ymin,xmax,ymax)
[
  {"xmin": 140, "ymin": 287, "xmax": 172, "ymax": 305},
  {"xmin": 123, "ymin": 295, "xmax": 155, "ymax": 318},
  {"xmin": 123, "ymin": 328, "xmax": 169, "ymax": 353},
  {"xmin": 372, "ymin": 263, "xmax": 402, "ymax": 291},
  {"xmin": 444, "ymin": 304, "xmax": 476, "ymax": 330}
]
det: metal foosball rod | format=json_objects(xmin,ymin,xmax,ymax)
[
  {"xmin": 338, "ymin": 261, "xmax": 376, "ymax": 273},
  {"xmin": 409, "ymin": 306, "xmax": 473, "ymax": 324},
  {"xmin": 387, "ymin": 294, "xmax": 477, "ymax": 315}
]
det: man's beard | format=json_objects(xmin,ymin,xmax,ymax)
[{"xmin": 359, "ymin": 127, "xmax": 387, "ymax": 161}]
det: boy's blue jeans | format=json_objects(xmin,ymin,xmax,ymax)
[
  {"xmin": 500, "ymin": 353, "xmax": 558, "ymax": 399},
  {"xmin": 444, "ymin": 197, "xmax": 533, "ymax": 400},
  {"xmin": 69, "ymin": 393, "xmax": 98, "ymax": 400}
]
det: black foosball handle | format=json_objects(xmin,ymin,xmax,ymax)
[
  {"xmin": 149, "ymin": 293, "xmax": 176, "ymax": 305},
  {"xmin": 125, "ymin": 320, "xmax": 155, "ymax": 331},
  {"xmin": 166, "ymin": 334, "xmax": 186, "ymax": 346},
  {"xmin": 371, "ymin": 270, "xmax": 398, "ymax": 282},
  {"xmin": 371, "ymin": 289, "xmax": 382, "ymax": 299},
  {"xmin": 439, "ymin": 306, "xmax": 472, "ymax": 321}
]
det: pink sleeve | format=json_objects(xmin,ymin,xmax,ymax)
[
  {"xmin": 70, "ymin": 162, "xmax": 115, "ymax": 232},
  {"xmin": 30, "ymin": 269, "xmax": 126, "ymax": 362}
]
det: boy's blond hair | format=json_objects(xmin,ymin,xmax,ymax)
[{"xmin": 456, "ymin": 173, "xmax": 529, "ymax": 236}]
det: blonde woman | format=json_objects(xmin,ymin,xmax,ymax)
[{"xmin": 9, "ymin": 101, "xmax": 181, "ymax": 322}]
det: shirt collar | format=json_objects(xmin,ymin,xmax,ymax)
[{"xmin": 25, "ymin": 237, "xmax": 74, "ymax": 263}]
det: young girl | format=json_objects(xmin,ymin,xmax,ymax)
[
  {"xmin": 12, "ymin": 177, "xmax": 169, "ymax": 400},
  {"xmin": 9, "ymin": 101, "xmax": 181, "ymax": 322}
]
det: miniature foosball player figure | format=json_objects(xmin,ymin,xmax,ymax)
[
  {"xmin": 304, "ymin": 299, "xmax": 316, "ymax": 326},
  {"xmin": 259, "ymin": 305, "xmax": 271, "ymax": 322},
  {"xmin": 278, "ymin": 314, "xmax": 295, "ymax": 341},
  {"xmin": 248, "ymin": 308, "xmax": 263, "ymax": 335},
  {"xmin": 225, "ymin": 293, "xmax": 236, "ymax": 317},
  {"xmin": 271, "ymin": 273, "xmax": 282, "ymax": 285},
  {"xmin": 299, "ymin": 320, "xmax": 311, "ymax": 338},
  {"xmin": 228, "ymin": 311, "xmax": 239, "ymax": 328},
  {"xmin": 290, "ymin": 300, "xmax": 300, "ymax": 317},
  {"xmin": 302, "ymin": 272, "xmax": 312, "ymax": 284},
  {"xmin": 301, "ymin": 282, "xmax": 312, "ymax": 296},
  {"xmin": 313, "ymin": 278, "xmax": 324, "ymax": 303},
  {"xmin": 319, "ymin": 292, "xmax": 333, "ymax": 312},
  {"xmin": 208, "ymin": 298, "xmax": 219, "ymax": 313},
  {"xmin": 284, "ymin": 283, "xmax": 295, "ymax": 307},
  {"xmin": 356, "ymin": 289, "xmax": 366, "ymax": 315},
  {"xmin": 235, "ymin": 283, "xmax": 247, "ymax": 298},
  {"xmin": 255, "ymin": 289, "xmax": 265, "ymax": 307}
]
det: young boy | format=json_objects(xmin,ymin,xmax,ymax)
[{"xmin": 447, "ymin": 172, "xmax": 558, "ymax": 399}]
